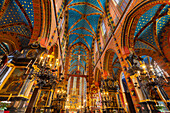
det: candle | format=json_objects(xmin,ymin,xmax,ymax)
[
  {"xmin": 46, "ymin": 55, "xmax": 50, "ymax": 62},
  {"xmin": 50, "ymin": 64, "xmax": 52, "ymax": 68},
  {"xmin": 39, "ymin": 56, "xmax": 43, "ymax": 64},
  {"xmin": 42, "ymin": 56, "xmax": 47, "ymax": 66},
  {"xmin": 162, "ymin": 70, "xmax": 168, "ymax": 82},
  {"xmin": 32, "ymin": 58, "xmax": 38, "ymax": 66},
  {"xmin": 26, "ymin": 60, "xmax": 32, "ymax": 68}
]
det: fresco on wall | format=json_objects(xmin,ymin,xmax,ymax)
[{"xmin": 0, "ymin": 68, "xmax": 26, "ymax": 95}]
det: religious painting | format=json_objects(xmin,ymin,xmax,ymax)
[
  {"xmin": 0, "ymin": 68, "xmax": 26, "ymax": 95},
  {"xmin": 36, "ymin": 90, "xmax": 50, "ymax": 107}
]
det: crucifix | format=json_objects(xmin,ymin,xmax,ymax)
[{"xmin": 72, "ymin": 46, "xmax": 87, "ymax": 75}]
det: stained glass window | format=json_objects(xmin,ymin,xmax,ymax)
[
  {"xmin": 60, "ymin": 16, "xmax": 65, "ymax": 29},
  {"xmin": 101, "ymin": 20, "xmax": 106, "ymax": 36},
  {"xmin": 95, "ymin": 39, "xmax": 98, "ymax": 52},
  {"xmin": 125, "ymin": 0, "xmax": 129, "ymax": 3},
  {"xmin": 112, "ymin": 0, "xmax": 121, "ymax": 5}
]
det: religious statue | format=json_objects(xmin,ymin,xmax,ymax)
[{"xmin": 125, "ymin": 48, "xmax": 143, "ymax": 74}]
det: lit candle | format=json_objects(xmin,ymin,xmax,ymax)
[
  {"xmin": 162, "ymin": 70, "xmax": 168, "ymax": 82},
  {"xmin": 54, "ymin": 59, "xmax": 59, "ymax": 68},
  {"xmin": 46, "ymin": 55, "xmax": 50, "ymax": 63},
  {"xmin": 56, "ymin": 59, "xmax": 59, "ymax": 65},
  {"xmin": 50, "ymin": 64, "xmax": 52, "ymax": 68},
  {"xmin": 42, "ymin": 60, "xmax": 45, "ymax": 66},
  {"xmin": 42, "ymin": 56, "xmax": 47, "ymax": 66},
  {"xmin": 39, "ymin": 56, "xmax": 43, "ymax": 64}
]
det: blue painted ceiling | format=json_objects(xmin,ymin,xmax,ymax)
[
  {"xmin": 134, "ymin": 4, "xmax": 170, "ymax": 52},
  {"xmin": 67, "ymin": 0, "xmax": 106, "ymax": 74},
  {"xmin": 0, "ymin": 42, "xmax": 9, "ymax": 55},
  {"xmin": 67, "ymin": 0, "xmax": 105, "ymax": 49},
  {"xmin": 111, "ymin": 53, "xmax": 121, "ymax": 77},
  {"xmin": 0, "ymin": 0, "xmax": 34, "ymax": 53},
  {"xmin": 69, "ymin": 45, "xmax": 87, "ymax": 74}
]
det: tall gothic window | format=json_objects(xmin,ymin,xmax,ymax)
[
  {"xmin": 95, "ymin": 39, "xmax": 99, "ymax": 62},
  {"xmin": 55, "ymin": 0, "xmax": 57, "ymax": 10},
  {"xmin": 101, "ymin": 20, "xmax": 106, "ymax": 36},
  {"xmin": 60, "ymin": 16, "xmax": 65, "ymax": 29},
  {"xmin": 101, "ymin": 20, "xmax": 107, "ymax": 45},
  {"xmin": 125, "ymin": 0, "xmax": 129, "ymax": 3},
  {"xmin": 112, "ymin": 0, "xmax": 121, "ymax": 5}
]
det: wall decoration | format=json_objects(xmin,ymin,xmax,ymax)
[
  {"xmin": 36, "ymin": 90, "xmax": 50, "ymax": 107},
  {"xmin": 0, "ymin": 68, "xmax": 26, "ymax": 95}
]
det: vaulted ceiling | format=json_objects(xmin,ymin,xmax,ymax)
[
  {"xmin": 66, "ymin": 0, "xmax": 106, "ymax": 74},
  {"xmin": 0, "ymin": 0, "xmax": 34, "ymax": 55},
  {"xmin": 0, "ymin": 0, "xmax": 107, "ymax": 74},
  {"xmin": 134, "ymin": 4, "xmax": 170, "ymax": 52},
  {"xmin": 67, "ymin": 0, "xmax": 106, "ymax": 49},
  {"xmin": 123, "ymin": 3, "xmax": 170, "ymax": 57}
]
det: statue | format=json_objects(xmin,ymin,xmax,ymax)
[{"xmin": 125, "ymin": 48, "xmax": 143, "ymax": 74}]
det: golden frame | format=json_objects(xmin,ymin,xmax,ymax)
[
  {"xmin": 0, "ymin": 64, "xmax": 28, "ymax": 99},
  {"xmin": 34, "ymin": 89, "xmax": 52, "ymax": 108}
]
